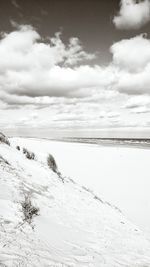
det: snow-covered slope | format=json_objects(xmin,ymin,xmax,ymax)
[{"xmin": 0, "ymin": 138, "xmax": 150, "ymax": 266}]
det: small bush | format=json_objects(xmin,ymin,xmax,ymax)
[
  {"xmin": 47, "ymin": 154, "xmax": 64, "ymax": 182},
  {"xmin": 23, "ymin": 148, "xmax": 27, "ymax": 154},
  {"xmin": 23, "ymin": 148, "xmax": 35, "ymax": 160},
  {"xmin": 16, "ymin": 145, "xmax": 20, "ymax": 151},
  {"xmin": 47, "ymin": 154, "xmax": 58, "ymax": 173},
  {"xmin": 21, "ymin": 195, "xmax": 39, "ymax": 224},
  {"xmin": 0, "ymin": 132, "xmax": 10, "ymax": 146}
]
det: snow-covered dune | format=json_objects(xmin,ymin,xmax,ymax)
[{"xmin": 1, "ymin": 136, "xmax": 150, "ymax": 266}]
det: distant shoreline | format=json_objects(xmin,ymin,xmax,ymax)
[
  {"xmin": 10, "ymin": 136, "xmax": 150, "ymax": 150},
  {"xmin": 56, "ymin": 137, "xmax": 150, "ymax": 149}
]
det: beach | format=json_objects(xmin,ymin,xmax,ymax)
[
  {"xmin": 1, "ymin": 135, "xmax": 150, "ymax": 266},
  {"xmin": 10, "ymin": 137, "xmax": 150, "ymax": 237}
]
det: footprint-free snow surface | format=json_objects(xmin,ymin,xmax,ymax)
[{"xmin": 0, "ymin": 138, "xmax": 150, "ymax": 267}]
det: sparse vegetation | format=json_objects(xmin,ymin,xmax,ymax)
[
  {"xmin": 0, "ymin": 132, "xmax": 10, "ymax": 146},
  {"xmin": 82, "ymin": 186, "xmax": 93, "ymax": 194},
  {"xmin": 47, "ymin": 154, "xmax": 58, "ymax": 173},
  {"xmin": 23, "ymin": 148, "xmax": 35, "ymax": 160},
  {"xmin": 21, "ymin": 195, "xmax": 39, "ymax": 224},
  {"xmin": 82, "ymin": 185, "xmax": 104, "ymax": 203},
  {"xmin": 16, "ymin": 145, "xmax": 20, "ymax": 151},
  {"xmin": 0, "ymin": 155, "xmax": 9, "ymax": 165},
  {"xmin": 47, "ymin": 154, "xmax": 64, "ymax": 182},
  {"xmin": 94, "ymin": 195, "xmax": 104, "ymax": 203}
]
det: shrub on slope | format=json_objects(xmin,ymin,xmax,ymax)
[
  {"xmin": 23, "ymin": 148, "xmax": 35, "ymax": 160},
  {"xmin": 0, "ymin": 155, "xmax": 9, "ymax": 165},
  {"xmin": 21, "ymin": 194, "xmax": 39, "ymax": 224},
  {"xmin": 0, "ymin": 132, "xmax": 10, "ymax": 146},
  {"xmin": 47, "ymin": 154, "xmax": 58, "ymax": 173},
  {"xmin": 47, "ymin": 154, "xmax": 64, "ymax": 182}
]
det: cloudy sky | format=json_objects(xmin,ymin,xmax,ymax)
[{"xmin": 1, "ymin": 0, "xmax": 150, "ymax": 137}]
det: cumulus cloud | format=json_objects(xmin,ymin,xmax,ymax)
[
  {"xmin": 111, "ymin": 34, "xmax": 150, "ymax": 72},
  {"xmin": 6, "ymin": 65, "xmax": 117, "ymax": 97},
  {"xmin": 110, "ymin": 34, "xmax": 150, "ymax": 95},
  {"xmin": 1, "ymin": 25, "xmax": 150, "ymax": 129},
  {"xmin": 0, "ymin": 25, "xmax": 99, "ymax": 98},
  {"xmin": 0, "ymin": 26, "xmax": 94, "ymax": 72},
  {"xmin": 116, "ymin": 65, "xmax": 150, "ymax": 94},
  {"xmin": 113, "ymin": 0, "xmax": 150, "ymax": 30},
  {"xmin": 1, "ymin": 26, "xmax": 150, "ymax": 99}
]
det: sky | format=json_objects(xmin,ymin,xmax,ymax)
[{"xmin": 1, "ymin": 0, "xmax": 150, "ymax": 137}]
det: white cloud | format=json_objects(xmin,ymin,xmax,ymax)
[
  {"xmin": 0, "ymin": 25, "xmax": 99, "ymax": 98},
  {"xmin": 124, "ymin": 95, "xmax": 150, "ymax": 108},
  {"xmin": 3, "ymin": 65, "xmax": 116, "ymax": 97},
  {"xmin": 0, "ymin": 27, "xmax": 150, "ymax": 100},
  {"xmin": 116, "ymin": 65, "xmax": 150, "ymax": 94},
  {"xmin": 110, "ymin": 34, "xmax": 150, "ymax": 95},
  {"xmin": 0, "ymin": 26, "xmax": 95, "ymax": 72},
  {"xmin": 123, "ymin": 94, "xmax": 150, "ymax": 115},
  {"xmin": 111, "ymin": 34, "xmax": 150, "ymax": 72},
  {"xmin": 1, "ymin": 25, "xmax": 150, "ymax": 130},
  {"xmin": 113, "ymin": 0, "xmax": 150, "ymax": 30}
]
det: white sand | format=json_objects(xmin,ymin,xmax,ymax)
[
  {"xmin": 11, "ymin": 137, "xmax": 150, "ymax": 236},
  {"xmin": 1, "ymin": 137, "xmax": 150, "ymax": 266}
]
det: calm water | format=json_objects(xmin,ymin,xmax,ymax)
[
  {"xmin": 61, "ymin": 137, "xmax": 150, "ymax": 148},
  {"xmin": 3, "ymin": 127, "xmax": 150, "ymax": 148}
]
